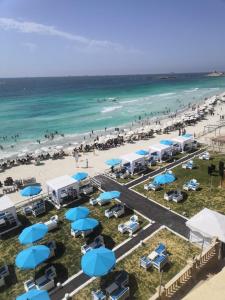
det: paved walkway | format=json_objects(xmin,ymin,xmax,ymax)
[
  {"xmin": 51, "ymin": 223, "xmax": 160, "ymax": 300},
  {"xmin": 51, "ymin": 148, "xmax": 205, "ymax": 299}
]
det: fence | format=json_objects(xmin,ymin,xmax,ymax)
[{"xmin": 150, "ymin": 238, "xmax": 221, "ymax": 300}]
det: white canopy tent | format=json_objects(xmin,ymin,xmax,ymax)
[
  {"xmin": 46, "ymin": 175, "xmax": 80, "ymax": 207},
  {"xmin": 120, "ymin": 152, "xmax": 145, "ymax": 174},
  {"xmin": 172, "ymin": 135, "xmax": 194, "ymax": 152},
  {"xmin": 0, "ymin": 195, "xmax": 20, "ymax": 235},
  {"xmin": 186, "ymin": 208, "xmax": 225, "ymax": 248},
  {"xmin": 149, "ymin": 143, "xmax": 172, "ymax": 161}
]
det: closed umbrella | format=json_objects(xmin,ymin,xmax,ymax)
[
  {"xmin": 72, "ymin": 172, "xmax": 88, "ymax": 181},
  {"xmin": 65, "ymin": 207, "xmax": 89, "ymax": 222},
  {"xmin": 71, "ymin": 218, "xmax": 99, "ymax": 231},
  {"xmin": 20, "ymin": 186, "xmax": 42, "ymax": 197},
  {"xmin": 81, "ymin": 247, "xmax": 116, "ymax": 277},
  {"xmin": 15, "ymin": 245, "xmax": 50, "ymax": 270},
  {"xmin": 153, "ymin": 173, "xmax": 176, "ymax": 185},
  {"xmin": 19, "ymin": 224, "xmax": 48, "ymax": 245},
  {"xmin": 105, "ymin": 159, "xmax": 122, "ymax": 167},
  {"xmin": 16, "ymin": 289, "xmax": 50, "ymax": 300}
]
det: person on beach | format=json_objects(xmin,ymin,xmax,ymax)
[{"xmin": 86, "ymin": 158, "xmax": 88, "ymax": 168}]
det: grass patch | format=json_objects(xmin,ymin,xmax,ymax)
[
  {"xmin": 73, "ymin": 228, "xmax": 200, "ymax": 300},
  {"xmin": 0, "ymin": 193, "xmax": 147, "ymax": 299},
  {"xmin": 133, "ymin": 153, "xmax": 225, "ymax": 218}
]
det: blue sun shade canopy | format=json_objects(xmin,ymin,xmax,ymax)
[
  {"xmin": 19, "ymin": 223, "xmax": 48, "ymax": 245},
  {"xmin": 105, "ymin": 159, "xmax": 122, "ymax": 167},
  {"xmin": 16, "ymin": 289, "xmax": 50, "ymax": 300},
  {"xmin": 135, "ymin": 149, "xmax": 149, "ymax": 155},
  {"xmin": 15, "ymin": 245, "xmax": 50, "ymax": 270},
  {"xmin": 81, "ymin": 247, "xmax": 116, "ymax": 277},
  {"xmin": 65, "ymin": 206, "xmax": 89, "ymax": 222},
  {"xmin": 72, "ymin": 172, "xmax": 88, "ymax": 181},
  {"xmin": 20, "ymin": 186, "xmax": 42, "ymax": 197},
  {"xmin": 160, "ymin": 139, "xmax": 173, "ymax": 146},
  {"xmin": 71, "ymin": 218, "xmax": 99, "ymax": 231},
  {"xmin": 153, "ymin": 173, "xmax": 176, "ymax": 185}
]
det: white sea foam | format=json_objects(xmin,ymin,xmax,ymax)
[
  {"xmin": 155, "ymin": 92, "xmax": 176, "ymax": 97},
  {"xmin": 120, "ymin": 99, "xmax": 139, "ymax": 104},
  {"xmin": 184, "ymin": 88, "xmax": 199, "ymax": 93},
  {"xmin": 101, "ymin": 105, "xmax": 123, "ymax": 113}
]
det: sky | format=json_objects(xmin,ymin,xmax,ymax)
[{"xmin": 0, "ymin": 0, "xmax": 225, "ymax": 77}]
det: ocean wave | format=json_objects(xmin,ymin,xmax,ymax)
[
  {"xmin": 120, "ymin": 99, "xmax": 139, "ymax": 104},
  {"xmin": 184, "ymin": 88, "xmax": 199, "ymax": 93},
  {"xmin": 155, "ymin": 92, "xmax": 176, "ymax": 97},
  {"xmin": 96, "ymin": 116, "xmax": 113, "ymax": 121},
  {"xmin": 101, "ymin": 105, "xmax": 123, "ymax": 113}
]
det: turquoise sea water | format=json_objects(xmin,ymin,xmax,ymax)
[{"xmin": 0, "ymin": 73, "xmax": 225, "ymax": 158}]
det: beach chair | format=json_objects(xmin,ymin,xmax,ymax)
[
  {"xmin": 118, "ymin": 215, "xmax": 139, "ymax": 234},
  {"xmin": 183, "ymin": 179, "xmax": 199, "ymax": 191},
  {"xmin": 155, "ymin": 243, "xmax": 167, "ymax": 255},
  {"xmin": 81, "ymin": 235, "xmax": 104, "ymax": 254},
  {"xmin": 152, "ymin": 254, "xmax": 169, "ymax": 271},
  {"xmin": 0, "ymin": 264, "xmax": 9, "ymax": 288},
  {"xmin": 199, "ymin": 152, "xmax": 210, "ymax": 160},
  {"xmin": 45, "ymin": 240, "xmax": 57, "ymax": 258},
  {"xmin": 139, "ymin": 256, "xmax": 152, "ymax": 269},
  {"xmin": 44, "ymin": 215, "xmax": 59, "ymax": 231},
  {"xmin": 105, "ymin": 204, "xmax": 125, "ymax": 218},
  {"xmin": 109, "ymin": 286, "xmax": 130, "ymax": 300},
  {"xmin": 91, "ymin": 290, "xmax": 106, "ymax": 300},
  {"xmin": 71, "ymin": 228, "xmax": 93, "ymax": 238},
  {"xmin": 89, "ymin": 197, "xmax": 99, "ymax": 206},
  {"xmin": 172, "ymin": 190, "xmax": 183, "ymax": 203},
  {"xmin": 24, "ymin": 278, "xmax": 36, "ymax": 292},
  {"xmin": 182, "ymin": 160, "xmax": 194, "ymax": 169},
  {"xmin": 144, "ymin": 181, "xmax": 161, "ymax": 191}
]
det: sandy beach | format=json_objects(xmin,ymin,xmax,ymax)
[{"xmin": 1, "ymin": 92, "xmax": 225, "ymax": 205}]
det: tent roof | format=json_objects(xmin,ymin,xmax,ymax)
[
  {"xmin": 186, "ymin": 208, "xmax": 225, "ymax": 243},
  {"xmin": 149, "ymin": 143, "xmax": 171, "ymax": 152},
  {"xmin": 172, "ymin": 136, "xmax": 193, "ymax": 144},
  {"xmin": 0, "ymin": 195, "xmax": 15, "ymax": 211},
  {"xmin": 120, "ymin": 152, "xmax": 144, "ymax": 163},
  {"xmin": 46, "ymin": 175, "xmax": 78, "ymax": 190}
]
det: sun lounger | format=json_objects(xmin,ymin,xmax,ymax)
[
  {"xmin": 24, "ymin": 278, "xmax": 36, "ymax": 292},
  {"xmin": 109, "ymin": 286, "xmax": 130, "ymax": 300},
  {"xmin": 183, "ymin": 179, "xmax": 199, "ymax": 191},
  {"xmin": 44, "ymin": 215, "xmax": 59, "ymax": 231},
  {"xmin": 91, "ymin": 290, "xmax": 106, "ymax": 300},
  {"xmin": 71, "ymin": 228, "xmax": 93, "ymax": 238},
  {"xmin": 89, "ymin": 197, "xmax": 99, "ymax": 206},
  {"xmin": 144, "ymin": 181, "xmax": 161, "ymax": 191},
  {"xmin": 0, "ymin": 264, "xmax": 9, "ymax": 288},
  {"xmin": 45, "ymin": 240, "xmax": 57, "ymax": 258},
  {"xmin": 36, "ymin": 275, "xmax": 55, "ymax": 291},
  {"xmin": 105, "ymin": 204, "xmax": 125, "ymax": 218},
  {"xmin": 199, "ymin": 152, "xmax": 210, "ymax": 160},
  {"xmin": 152, "ymin": 254, "xmax": 169, "ymax": 271},
  {"xmin": 182, "ymin": 160, "xmax": 194, "ymax": 169},
  {"xmin": 164, "ymin": 190, "xmax": 183, "ymax": 202},
  {"xmin": 140, "ymin": 256, "xmax": 152, "ymax": 269},
  {"xmin": 155, "ymin": 243, "xmax": 167, "ymax": 255},
  {"xmin": 118, "ymin": 215, "xmax": 139, "ymax": 234},
  {"xmin": 81, "ymin": 235, "xmax": 105, "ymax": 254}
]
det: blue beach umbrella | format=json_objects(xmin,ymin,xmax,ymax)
[
  {"xmin": 81, "ymin": 247, "xmax": 116, "ymax": 277},
  {"xmin": 16, "ymin": 289, "xmax": 50, "ymax": 300},
  {"xmin": 19, "ymin": 223, "xmax": 48, "ymax": 245},
  {"xmin": 153, "ymin": 173, "xmax": 176, "ymax": 185},
  {"xmin": 160, "ymin": 139, "xmax": 174, "ymax": 146},
  {"xmin": 71, "ymin": 218, "xmax": 99, "ymax": 231},
  {"xmin": 181, "ymin": 133, "xmax": 193, "ymax": 138},
  {"xmin": 20, "ymin": 186, "xmax": 42, "ymax": 197},
  {"xmin": 15, "ymin": 245, "xmax": 50, "ymax": 270},
  {"xmin": 135, "ymin": 149, "xmax": 149, "ymax": 156},
  {"xmin": 72, "ymin": 172, "xmax": 88, "ymax": 181},
  {"xmin": 65, "ymin": 206, "xmax": 90, "ymax": 222},
  {"xmin": 99, "ymin": 191, "xmax": 121, "ymax": 201},
  {"xmin": 105, "ymin": 159, "xmax": 122, "ymax": 167}
]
